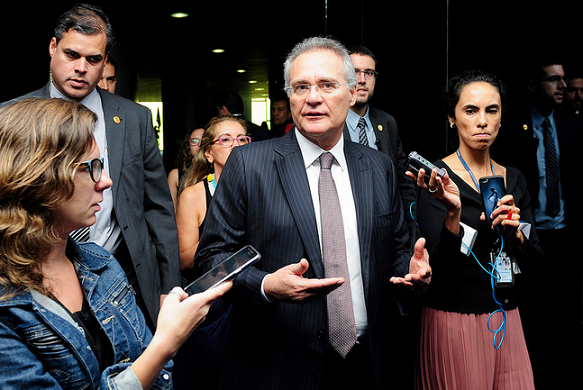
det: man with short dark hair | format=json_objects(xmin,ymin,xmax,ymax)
[
  {"xmin": 270, "ymin": 95, "xmax": 293, "ymax": 137},
  {"xmin": 564, "ymin": 72, "xmax": 583, "ymax": 114},
  {"xmin": 346, "ymin": 45, "xmax": 416, "ymax": 234},
  {"xmin": 494, "ymin": 58, "xmax": 582, "ymax": 389},
  {"xmin": 98, "ymin": 56, "xmax": 117, "ymax": 93},
  {"xmin": 216, "ymin": 90, "xmax": 270, "ymax": 141},
  {"xmin": 2, "ymin": 4, "xmax": 180, "ymax": 331}
]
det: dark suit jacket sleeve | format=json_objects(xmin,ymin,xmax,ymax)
[
  {"xmin": 138, "ymin": 107, "xmax": 181, "ymax": 293},
  {"xmin": 195, "ymin": 147, "xmax": 268, "ymax": 309},
  {"xmin": 361, "ymin": 108, "xmax": 416, "ymax": 237},
  {"xmin": 102, "ymin": 92, "xmax": 181, "ymax": 306}
]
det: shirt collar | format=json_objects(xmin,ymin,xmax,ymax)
[
  {"xmin": 346, "ymin": 107, "xmax": 370, "ymax": 130},
  {"xmin": 295, "ymin": 128, "xmax": 347, "ymax": 172},
  {"xmin": 50, "ymin": 82, "xmax": 102, "ymax": 113},
  {"xmin": 528, "ymin": 104, "xmax": 555, "ymax": 129}
]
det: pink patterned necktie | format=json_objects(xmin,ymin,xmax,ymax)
[{"xmin": 318, "ymin": 152, "xmax": 357, "ymax": 358}]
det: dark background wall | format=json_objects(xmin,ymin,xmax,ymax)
[{"xmin": 3, "ymin": 1, "xmax": 581, "ymax": 170}]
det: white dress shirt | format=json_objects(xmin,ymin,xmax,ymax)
[
  {"xmin": 295, "ymin": 129, "xmax": 368, "ymax": 338},
  {"xmin": 51, "ymin": 84, "xmax": 122, "ymax": 253}
]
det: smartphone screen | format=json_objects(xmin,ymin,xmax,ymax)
[
  {"xmin": 184, "ymin": 245, "xmax": 261, "ymax": 295},
  {"xmin": 479, "ymin": 175, "xmax": 505, "ymax": 226}
]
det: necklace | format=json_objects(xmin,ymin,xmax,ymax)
[
  {"xmin": 456, "ymin": 149, "xmax": 495, "ymax": 192},
  {"xmin": 207, "ymin": 173, "xmax": 216, "ymax": 196}
]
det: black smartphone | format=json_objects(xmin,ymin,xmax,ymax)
[
  {"xmin": 184, "ymin": 245, "xmax": 261, "ymax": 295},
  {"xmin": 479, "ymin": 175, "xmax": 506, "ymax": 226},
  {"xmin": 407, "ymin": 151, "xmax": 446, "ymax": 184}
]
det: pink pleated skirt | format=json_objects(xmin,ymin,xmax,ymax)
[{"xmin": 415, "ymin": 307, "xmax": 535, "ymax": 390}]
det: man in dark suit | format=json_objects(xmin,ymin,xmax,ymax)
[
  {"xmin": 195, "ymin": 37, "xmax": 431, "ymax": 390},
  {"xmin": 345, "ymin": 46, "xmax": 416, "ymax": 233},
  {"xmin": 494, "ymin": 58, "xmax": 582, "ymax": 389},
  {"xmin": 2, "ymin": 4, "xmax": 181, "ymax": 330}
]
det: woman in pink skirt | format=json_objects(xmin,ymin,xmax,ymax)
[{"xmin": 407, "ymin": 70, "xmax": 545, "ymax": 390}]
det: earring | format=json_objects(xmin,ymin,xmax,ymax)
[{"xmin": 449, "ymin": 122, "xmax": 455, "ymax": 129}]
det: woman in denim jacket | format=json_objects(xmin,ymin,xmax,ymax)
[{"xmin": 0, "ymin": 98, "xmax": 231, "ymax": 389}]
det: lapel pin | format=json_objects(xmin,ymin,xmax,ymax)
[
  {"xmin": 113, "ymin": 116, "xmax": 121, "ymax": 124},
  {"xmin": 522, "ymin": 124, "xmax": 528, "ymax": 130},
  {"xmin": 377, "ymin": 125, "xmax": 383, "ymax": 131}
]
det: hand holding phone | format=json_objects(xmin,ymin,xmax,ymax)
[
  {"xmin": 184, "ymin": 245, "xmax": 261, "ymax": 295},
  {"xmin": 479, "ymin": 175, "xmax": 506, "ymax": 226},
  {"xmin": 407, "ymin": 151, "xmax": 446, "ymax": 185}
]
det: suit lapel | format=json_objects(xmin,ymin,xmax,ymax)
[
  {"xmin": 345, "ymin": 142, "xmax": 373, "ymax": 290},
  {"xmin": 369, "ymin": 107, "xmax": 390, "ymax": 154},
  {"xmin": 99, "ymin": 90, "xmax": 125, "ymax": 194},
  {"xmin": 274, "ymin": 132, "xmax": 324, "ymax": 278}
]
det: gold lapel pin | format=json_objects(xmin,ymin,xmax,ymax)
[
  {"xmin": 377, "ymin": 125, "xmax": 383, "ymax": 131},
  {"xmin": 522, "ymin": 124, "xmax": 528, "ymax": 130},
  {"xmin": 113, "ymin": 116, "xmax": 121, "ymax": 124}
]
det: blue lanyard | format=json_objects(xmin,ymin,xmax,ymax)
[{"xmin": 456, "ymin": 149, "xmax": 495, "ymax": 192}]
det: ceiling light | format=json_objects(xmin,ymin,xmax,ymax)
[
  {"xmin": 248, "ymin": 80, "xmax": 258, "ymax": 84},
  {"xmin": 237, "ymin": 69, "xmax": 246, "ymax": 73},
  {"xmin": 212, "ymin": 48, "xmax": 225, "ymax": 54},
  {"xmin": 171, "ymin": 12, "xmax": 189, "ymax": 18}
]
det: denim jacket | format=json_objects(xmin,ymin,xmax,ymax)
[{"xmin": 0, "ymin": 240, "xmax": 173, "ymax": 389}]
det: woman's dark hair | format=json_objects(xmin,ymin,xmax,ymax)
[
  {"xmin": 443, "ymin": 69, "xmax": 508, "ymax": 119},
  {"xmin": 175, "ymin": 125, "xmax": 205, "ymax": 173}
]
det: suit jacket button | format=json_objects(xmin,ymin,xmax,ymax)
[{"xmin": 317, "ymin": 329, "xmax": 325, "ymax": 339}]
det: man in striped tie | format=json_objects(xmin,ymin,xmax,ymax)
[
  {"xmin": 493, "ymin": 57, "xmax": 583, "ymax": 389},
  {"xmin": 195, "ymin": 37, "xmax": 431, "ymax": 390},
  {"xmin": 345, "ymin": 46, "xmax": 416, "ymax": 236}
]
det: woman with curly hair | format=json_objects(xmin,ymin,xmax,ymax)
[{"xmin": 0, "ymin": 98, "xmax": 230, "ymax": 389}]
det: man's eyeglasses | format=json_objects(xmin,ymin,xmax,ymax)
[
  {"xmin": 355, "ymin": 69, "xmax": 378, "ymax": 79},
  {"xmin": 285, "ymin": 82, "xmax": 347, "ymax": 97},
  {"xmin": 210, "ymin": 135, "xmax": 252, "ymax": 147},
  {"xmin": 74, "ymin": 158, "xmax": 104, "ymax": 183},
  {"xmin": 189, "ymin": 137, "xmax": 201, "ymax": 146},
  {"xmin": 541, "ymin": 75, "xmax": 567, "ymax": 85}
]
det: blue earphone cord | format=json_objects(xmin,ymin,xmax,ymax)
[
  {"xmin": 462, "ymin": 232, "xmax": 507, "ymax": 349},
  {"xmin": 411, "ymin": 201, "xmax": 507, "ymax": 349}
]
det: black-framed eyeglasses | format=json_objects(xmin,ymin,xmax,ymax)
[
  {"xmin": 355, "ymin": 68, "xmax": 378, "ymax": 79},
  {"xmin": 210, "ymin": 135, "xmax": 252, "ymax": 147},
  {"xmin": 74, "ymin": 158, "xmax": 104, "ymax": 183},
  {"xmin": 189, "ymin": 137, "xmax": 201, "ymax": 146}
]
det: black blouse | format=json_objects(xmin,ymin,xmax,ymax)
[
  {"xmin": 417, "ymin": 160, "xmax": 546, "ymax": 314},
  {"xmin": 54, "ymin": 296, "xmax": 114, "ymax": 372}
]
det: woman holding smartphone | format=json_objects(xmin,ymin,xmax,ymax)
[
  {"xmin": 0, "ymin": 98, "xmax": 230, "ymax": 389},
  {"xmin": 407, "ymin": 70, "xmax": 545, "ymax": 389}
]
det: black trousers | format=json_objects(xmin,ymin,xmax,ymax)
[{"xmin": 319, "ymin": 337, "xmax": 375, "ymax": 390}]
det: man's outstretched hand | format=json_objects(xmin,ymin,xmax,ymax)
[
  {"xmin": 390, "ymin": 238, "xmax": 431, "ymax": 290},
  {"xmin": 264, "ymin": 259, "xmax": 344, "ymax": 302}
]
